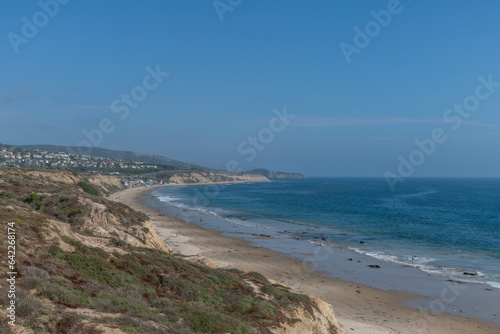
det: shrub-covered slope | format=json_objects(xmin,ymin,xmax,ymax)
[{"xmin": 0, "ymin": 168, "xmax": 345, "ymax": 334}]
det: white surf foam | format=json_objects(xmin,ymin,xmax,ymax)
[{"xmin": 486, "ymin": 281, "xmax": 500, "ymax": 289}]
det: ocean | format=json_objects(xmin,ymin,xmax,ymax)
[{"xmin": 150, "ymin": 178, "xmax": 500, "ymax": 291}]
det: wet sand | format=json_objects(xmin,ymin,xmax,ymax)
[{"xmin": 113, "ymin": 185, "xmax": 500, "ymax": 334}]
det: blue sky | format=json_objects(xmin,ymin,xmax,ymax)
[{"xmin": 1, "ymin": 0, "xmax": 500, "ymax": 177}]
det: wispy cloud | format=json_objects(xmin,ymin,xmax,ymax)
[
  {"xmin": 67, "ymin": 85, "xmax": 85, "ymax": 92},
  {"xmin": 0, "ymin": 110, "xmax": 24, "ymax": 117},
  {"xmin": 292, "ymin": 117, "xmax": 444, "ymax": 127},
  {"xmin": 291, "ymin": 117, "xmax": 500, "ymax": 128},
  {"xmin": 4, "ymin": 91, "xmax": 36, "ymax": 103},
  {"xmin": 461, "ymin": 120, "xmax": 500, "ymax": 128},
  {"xmin": 77, "ymin": 105, "xmax": 110, "ymax": 110},
  {"xmin": 18, "ymin": 80, "xmax": 43, "ymax": 88},
  {"xmin": 45, "ymin": 110, "xmax": 75, "ymax": 114}
]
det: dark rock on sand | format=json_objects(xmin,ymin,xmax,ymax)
[
  {"xmin": 368, "ymin": 265, "xmax": 380, "ymax": 269},
  {"xmin": 463, "ymin": 271, "xmax": 478, "ymax": 276}
]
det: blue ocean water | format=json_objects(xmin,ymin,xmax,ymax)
[{"xmin": 153, "ymin": 178, "xmax": 500, "ymax": 289}]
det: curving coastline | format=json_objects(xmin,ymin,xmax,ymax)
[{"xmin": 114, "ymin": 185, "xmax": 500, "ymax": 334}]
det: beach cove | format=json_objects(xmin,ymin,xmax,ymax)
[{"xmin": 113, "ymin": 183, "xmax": 500, "ymax": 334}]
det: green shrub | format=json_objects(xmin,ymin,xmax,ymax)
[
  {"xmin": 163, "ymin": 276, "xmax": 223, "ymax": 306},
  {"xmin": 110, "ymin": 315, "xmax": 166, "ymax": 334},
  {"xmin": 48, "ymin": 245, "xmax": 64, "ymax": 257},
  {"xmin": 16, "ymin": 294, "xmax": 46, "ymax": 318},
  {"xmin": 77, "ymin": 181, "xmax": 99, "ymax": 196},
  {"xmin": 183, "ymin": 310, "xmax": 253, "ymax": 334},
  {"xmin": 252, "ymin": 300, "xmax": 276, "ymax": 317},
  {"xmin": 61, "ymin": 253, "xmax": 135, "ymax": 287},
  {"xmin": 39, "ymin": 283, "xmax": 92, "ymax": 308},
  {"xmin": 24, "ymin": 266, "xmax": 50, "ymax": 280},
  {"xmin": 247, "ymin": 271, "xmax": 269, "ymax": 284},
  {"xmin": 18, "ymin": 277, "xmax": 43, "ymax": 290},
  {"xmin": 53, "ymin": 314, "xmax": 103, "ymax": 334},
  {"xmin": 93, "ymin": 293, "xmax": 154, "ymax": 319},
  {"xmin": 0, "ymin": 191, "xmax": 13, "ymax": 199},
  {"xmin": 24, "ymin": 193, "xmax": 42, "ymax": 210},
  {"xmin": 61, "ymin": 236, "xmax": 109, "ymax": 259},
  {"xmin": 238, "ymin": 296, "xmax": 254, "ymax": 312},
  {"xmin": 262, "ymin": 283, "xmax": 315, "ymax": 315},
  {"xmin": 151, "ymin": 299, "xmax": 182, "ymax": 321},
  {"xmin": 183, "ymin": 310, "xmax": 226, "ymax": 333}
]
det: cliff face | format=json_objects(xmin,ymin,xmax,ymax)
[
  {"xmin": 245, "ymin": 278, "xmax": 347, "ymax": 334},
  {"xmin": 267, "ymin": 172, "xmax": 306, "ymax": 179},
  {"xmin": 1, "ymin": 169, "xmax": 168, "ymax": 254},
  {"xmin": 0, "ymin": 168, "xmax": 346, "ymax": 334},
  {"xmin": 272, "ymin": 296, "xmax": 347, "ymax": 334},
  {"xmin": 25, "ymin": 170, "xmax": 125, "ymax": 195},
  {"xmin": 169, "ymin": 171, "xmax": 269, "ymax": 184},
  {"xmin": 77, "ymin": 196, "xmax": 170, "ymax": 253},
  {"xmin": 246, "ymin": 168, "xmax": 306, "ymax": 179}
]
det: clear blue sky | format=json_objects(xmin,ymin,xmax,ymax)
[{"xmin": 2, "ymin": 0, "xmax": 500, "ymax": 177}]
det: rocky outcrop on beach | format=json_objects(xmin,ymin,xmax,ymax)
[
  {"xmin": 168, "ymin": 171, "xmax": 269, "ymax": 184},
  {"xmin": 272, "ymin": 296, "xmax": 347, "ymax": 334}
]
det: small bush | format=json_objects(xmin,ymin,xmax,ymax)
[
  {"xmin": 183, "ymin": 310, "xmax": 254, "ymax": 334},
  {"xmin": 163, "ymin": 276, "xmax": 223, "ymax": 306},
  {"xmin": 39, "ymin": 283, "xmax": 92, "ymax": 308},
  {"xmin": 48, "ymin": 245, "xmax": 64, "ymax": 257},
  {"xmin": 62, "ymin": 252, "xmax": 147, "ymax": 290},
  {"xmin": 247, "ymin": 271, "xmax": 269, "ymax": 284},
  {"xmin": 55, "ymin": 314, "xmax": 78, "ymax": 334},
  {"xmin": 77, "ymin": 181, "xmax": 99, "ymax": 196},
  {"xmin": 0, "ymin": 191, "xmax": 13, "ymax": 199},
  {"xmin": 238, "ymin": 296, "xmax": 254, "ymax": 313},
  {"xmin": 24, "ymin": 266, "xmax": 50, "ymax": 280},
  {"xmin": 183, "ymin": 310, "xmax": 226, "ymax": 333},
  {"xmin": 16, "ymin": 294, "xmax": 46, "ymax": 318},
  {"xmin": 61, "ymin": 236, "xmax": 109, "ymax": 259},
  {"xmin": 111, "ymin": 315, "xmax": 166, "ymax": 334},
  {"xmin": 18, "ymin": 277, "xmax": 43, "ymax": 290},
  {"xmin": 53, "ymin": 314, "xmax": 103, "ymax": 334},
  {"xmin": 151, "ymin": 298, "xmax": 182, "ymax": 319},
  {"xmin": 24, "ymin": 193, "xmax": 42, "ymax": 210},
  {"xmin": 92, "ymin": 293, "xmax": 154, "ymax": 319}
]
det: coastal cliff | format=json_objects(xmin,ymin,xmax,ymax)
[
  {"xmin": 246, "ymin": 168, "xmax": 306, "ymax": 179},
  {"xmin": 0, "ymin": 168, "xmax": 345, "ymax": 333},
  {"xmin": 168, "ymin": 171, "xmax": 269, "ymax": 184}
]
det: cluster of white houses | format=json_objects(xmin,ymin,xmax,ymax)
[{"xmin": 0, "ymin": 147, "xmax": 159, "ymax": 171}]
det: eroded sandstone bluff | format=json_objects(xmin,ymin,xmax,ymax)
[
  {"xmin": 168, "ymin": 171, "xmax": 269, "ymax": 184},
  {"xmin": 0, "ymin": 168, "xmax": 346, "ymax": 334}
]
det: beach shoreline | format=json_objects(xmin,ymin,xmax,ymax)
[{"xmin": 113, "ymin": 185, "xmax": 500, "ymax": 334}]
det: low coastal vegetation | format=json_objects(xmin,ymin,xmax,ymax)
[{"xmin": 0, "ymin": 168, "xmax": 342, "ymax": 333}]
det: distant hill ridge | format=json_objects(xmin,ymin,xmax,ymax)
[
  {"xmin": 247, "ymin": 168, "xmax": 306, "ymax": 179},
  {"xmin": 6, "ymin": 144, "xmax": 305, "ymax": 177},
  {"xmin": 20, "ymin": 144, "xmax": 206, "ymax": 170}
]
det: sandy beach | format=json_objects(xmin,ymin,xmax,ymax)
[{"xmin": 113, "ymin": 185, "xmax": 500, "ymax": 334}]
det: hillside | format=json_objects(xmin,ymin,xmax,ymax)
[
  {"xmin": 0, "ymin": 168, "xmax": 346, "ymax": 334},
  {"xmin": 3, "ymin": 144, "xmax": 304, "ymax": 182},
  {"xmin": 246, "ymin": 169, "xmax": 306, "ymax": 179},
  {"xmin": 20, "ymin": 144, "xmax": 205, "ymax": 170}
]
